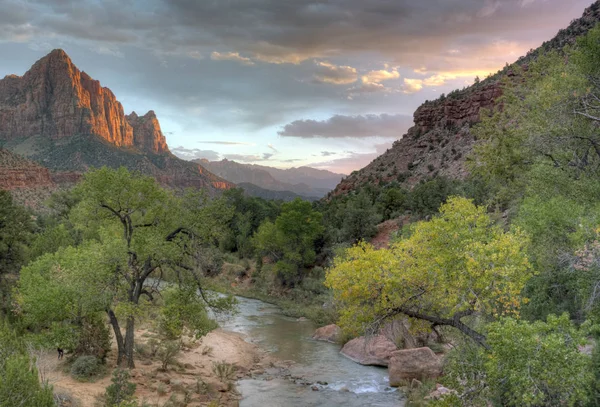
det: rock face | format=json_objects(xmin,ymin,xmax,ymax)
[
  {"xmin": 312, "ymin": 325, "xmax": 342, "ymax": 343},
  {"xmin": 0, "ymin": 50, "xmax": 234, "ymax": 193},
  {"xmin": 0, "ymin": 49, "xmax": 169, "ymax": 154},
  {"xmin": 0, "ymin": 148, "xmax": 53, "ymax": 190},
  {"xmin": 340, "ymin": 335, "xmax": 397, "ymax": 367},
  {"xmin": 126, "ymin": 111, "xmax": 169, "ymax": 154},
  {"xmin": 328, "ymin": 2, "xmax": 600, "ymax": 198},
  {"xmin": 388, "ymin": 347, "xmax": 442, "ymax": 386}
]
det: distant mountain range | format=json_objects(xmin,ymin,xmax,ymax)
[
  {"xmin": 0, "ymin": 49, "xmax": 233, "ymax": 194},
  {"xmin": 196, "ymin": 159, "xmax": 344, "ymax": 198}
]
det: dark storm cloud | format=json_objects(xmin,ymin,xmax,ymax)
[
  {"xmin": 278, "ymin": 114, "xmax": 413, "ymax": 139},
  {"xmin": 4, "ymin": 0, "xmax": 589, "ymax": 69}
]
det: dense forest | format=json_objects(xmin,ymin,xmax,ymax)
[{"xmin": 6, "ymin": 21, "xmax": 600, "ymax": 407}]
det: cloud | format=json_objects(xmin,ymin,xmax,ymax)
[
  {"xmin": 403, "ymin": 78, "xmax": 424, "ymax": 93},
  {"xmin": 197, "ymin": 141, "xmax": 255, "ymax": 145},
  {"xmin": 321, "ymin": 151, "xmax": 336, "ymax": 157},
  {"xmin": 267, "ymin": 143, "xmax": 278, "ymax": 152},
  {"xmin": 361, "ymin": 68, "xmax": 400, "ymax": 85},
  {"xmin": 171, "ymin": 146, "xmax": 220, "ymax": 161},
  {"xmin": 310, "ymin": 143, "xmax": 393, "ymax": 174},
  {"xmin": 312, "ymin": 61, "xmax": 358, "ymax": 85},
  {"xmin": 224, "ymin": 154, "xmax": 271, "ymax": 162},
  {"xmin": 278, "ymin": 114, "xmax": 413, "ymax": 139},
  {"xmin": 211, "ymin": 51, "xmax": 254, "ymax": 66},
  {"xmin": 402, "ymin": 69, "xmax": 492, "ymax": 93}
]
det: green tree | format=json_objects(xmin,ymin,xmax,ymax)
[
  {"xmin": 326, "ymin": 197, "xmax": 532, "ymax": 347},
  {"xmin": 0, "ymin": 191, "xmax": 34, "ymax": 275},
  {"xmin": 254, "ymin": 198, "xmax": 323, "ymax": 285},
  {"xmin": 18, "ymin": 167, "xmax": 234, "ymax": 368},
  {"xmin": 341, "ymin": 191, "xmax": 381, "ymax": 243}
]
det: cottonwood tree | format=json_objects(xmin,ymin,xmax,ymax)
[
  {"xmin": 325, "ymin": 197, "xmax": 532, "ymax": 348},
  {"xmin": 18, "ymin": 167, "xmax": 234, "ymax": 368}
]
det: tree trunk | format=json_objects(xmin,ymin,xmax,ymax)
[
  {"xmin": 124, "ymin": 316, "xmax": 136, "ymax": 368},
  {"xmin": 107, "ymin": 309, "xmax": 126, "ymax": 365}
]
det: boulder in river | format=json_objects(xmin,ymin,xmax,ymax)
[
  {"xmin": 340, "ymin": 335, "xmax": 398, "ymax": 366},
  {"xmin": 312, "ymin": 324, "xmax": 342, "ymax": 343},
  {"xmin": 388, "ymin": 347, "xmax": 442, "ymax": 386}
]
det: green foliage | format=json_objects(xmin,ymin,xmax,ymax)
[
  {"xmin": 0, "ymin": 190, "xmax": 34, "ymax": 275},
  {"xmin": 253, "ymin": 198, "xmax": 324, "ymax": 285},
  {"xmin": 19, "ymin": 167, "xmax": 231, "ymax": 368},
  {"xmin": 159, "ymin": 286, "xmax": 217, "ymax": 339},
  {"xmin": 104, "ymin": 368, "xmax": 137, "ymax": 407},
  {"xmin": 340, "ymin": 190, "xmax": 381, "ymax": 243},
  {"xmin": 438, "ymin": 315, "xmax": 592, "ymax": 407},
  {"xmin": 221, "ymin": 188, "xmax": 280, "ymax": 256},
  {"xmin": 326, "ymin": 197, "xmax": 532, "ymax": 340},
  {"xmin": 157, "ymin": 340, "xmax": 181, "ymax": 371},
  {"xmin": 0, "ymin": 320, "xmax": 54, "ymax": 407},
  {"xmin": 70, "ymin": 355, "xmax": 102, "ymax": 381},
  {"xmin": 485, "ymin": 314, "xmax": 591, "ymax": 407}
]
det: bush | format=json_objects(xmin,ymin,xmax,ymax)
[
  {"xmin": 70, "ymin": 355, "xmax": 102, "ymax": 381},
  {"xmin": 439, "ymin": 314, "xmax": 593, "ymax": 407},
  {"xmin": 74, "ymin": 314, "xmax": 111, "ymax": 362},
  {"xmin": 104, "ymin": 369, "xmax": 136, "ymax": 407},
  {"xmin": 486, "ymin": 314, "xmax": 592, "ymax": 407},
  {"xmin": 0, "ymin": 321, "xmax": 54, "ymax": 407},
  {"xmin": 212, "ymin": 361, "xmax": 236, "ymax": 383},
  {"xmin": 158, "ymin": 341, "xmax": 181, "ymax": 371}
]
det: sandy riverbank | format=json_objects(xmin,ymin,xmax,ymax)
[{"xmin": 40, "ymin": 327, "xmax": 279, "ymax": 407}]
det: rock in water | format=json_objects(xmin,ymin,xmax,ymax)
[
  {"xmin": 312, "ymin": 324, "xmax": 342, "ymax": 343},
  {"xmin": 388, "ymin": 347, "xmax": 442, "ymax": 386},
  {"xmin": 340, "ymin": 335, "xmax": 397, "ymax": 366}
]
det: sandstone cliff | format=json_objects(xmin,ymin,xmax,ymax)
[
  {"xmin": 0, "ymin": 49, "xmax": 168, "ymax": 154},
  {"xmin": 0, "ymin": 50, "xmax": 233, "ymax": 193},
  {"xmin": 330, "ymin": 1, "xmax": 600, "ymax": 197}
]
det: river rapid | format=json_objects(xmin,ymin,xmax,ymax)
[{"xmin": 218, "ymin": 296, "xmax": 404, "ymax": 407}]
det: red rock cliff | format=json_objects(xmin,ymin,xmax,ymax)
[
  {"xmin": 126, "ymin": 111, "xmax": 169, "ymax": 154},
  {"xmin": 0, "ymin": 49, "xmax": 168, "ymax": 154}
]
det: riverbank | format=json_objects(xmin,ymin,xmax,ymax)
[{"xmin": 46, "ymin": 327, "xmax": 280, "ymax": 407}]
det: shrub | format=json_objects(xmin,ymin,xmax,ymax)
[
  {"xmin": 212, "ymin": 361, "xmax": 236, "ymax": 383},
  {"xmin": 70, "ymin": 355, "xmax": 101, "ymax": 381},
  {"xmin": 104, "ymin": 369, "xmax": 136, "ymax": 407},
  {"xmin": 74, "ymin": 314, "xmax": 111, "ymax": 362},
  {"xmin": 158, "ymin": 341, "xmax": 181, "ymax": 371}
]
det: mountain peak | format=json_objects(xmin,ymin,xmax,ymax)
[{"xmin": 0, "ymin": 49, "xmax": 170, "ymax": 154}]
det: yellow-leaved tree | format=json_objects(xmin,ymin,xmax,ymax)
[{"xmin": 325, "ymin": 196, "xmax": 533, "ymax": 348}]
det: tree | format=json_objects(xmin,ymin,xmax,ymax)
[
  {"xmin": 325, "ymin": 197, "xmax": 532, "ymax": 347},
  {"xmin": 341, "ymin": 190, "xmax": 381, "ymax": 243},
  {"xmin": 253, "ymin": 198, "xmax": 323, "ymax": 285},
  {"xmin": 18, "ymin": 167, "xmax": 234, "ymax": 368},
  {"xmin": 0, "ymin": 191, "xmax": 34, "ymax": 275}
]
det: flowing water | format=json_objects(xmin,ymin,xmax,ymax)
[{"xmin": 218, "ymin": 296, "xmax": 404, "ymax": 407}]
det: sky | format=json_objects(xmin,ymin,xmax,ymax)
[{"xmin": 0, "ymin": 0, "xmax": 592, "ymax": 174}]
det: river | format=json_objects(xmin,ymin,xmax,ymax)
[{"xmin": 218, "ymin": 296, "xmax": 404, "ymax": 407}]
